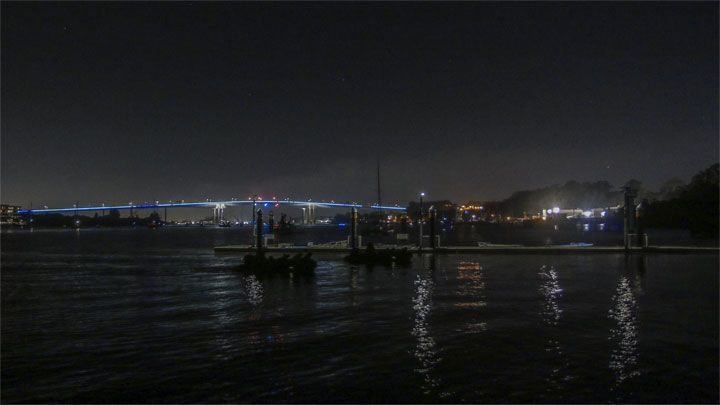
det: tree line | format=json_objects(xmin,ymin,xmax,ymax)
[{"xmin": 479, "ymin": 164, "xmax": 718, "ymax": 237}]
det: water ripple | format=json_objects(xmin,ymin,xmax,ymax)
[
  {"xmin": 539, "ymin": 265, "xmax": 563, "ymax": 325},
  {"xmin": 244, "ymin": 275, "xmax": 264, "ymax": 307},
  {"xmin": 455, "ymin": 261, "xmax": 487, "ymax": 333},
  {"xmin": 411, "ymin": 274, "xmax": 440, "ymax": 395},
  {"xmin": 609, "ymin": 276, "xmax": 641, "ymax": 387}
]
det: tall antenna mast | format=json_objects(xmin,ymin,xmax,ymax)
[{"xmin": 377, "ymin": 159, "xmax": 382, "ymax": 207}]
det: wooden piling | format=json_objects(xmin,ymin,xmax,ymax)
[
  {"xmin": 256, "ymin": 209, "xmax": 263, "ymax": 252},
  {"xmin": 429, "ymin": 206, "xmax": 436, "ymax": 249}
]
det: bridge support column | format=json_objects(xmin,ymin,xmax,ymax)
[
  {"xmin": 214, "ymin": 205, "xmax": 223, "ymax": 224},
  {"xmin": 350, "ymin": 207, "xmax": 358, "ymax": 250}
]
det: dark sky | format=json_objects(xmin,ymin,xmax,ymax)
[{"xmin": 2, "ymin": 2, "xmax": 718, "ymax": 210}]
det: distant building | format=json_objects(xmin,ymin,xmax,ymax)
[
  {"xmin": 457, "ymin": 201, "xmax": 486, "ymax": 221},
  {"xmin": 534, "ymin": 206, "xmax": 623, "ymax": 220},
  {"xmin": 1, "ymin": 204, "xmax": 23, "ymax": 225},
  {"xmin": 407, "ymin": 200, "xmax": 457, "ymax": 222}
]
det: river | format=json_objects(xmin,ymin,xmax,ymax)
[{"xmin": 1, "ymin": 227, "xmax": 717, "ymax": 403}]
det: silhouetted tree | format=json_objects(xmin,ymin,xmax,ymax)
[
  {"xmin": 655, "ymin": 178, "xmax": 685, "ymax": 201},
  {"xmin": 681, "ymin": 164, "xmax": 719, "ymax": 237},
  {"xmin": 643, "ymin": 164, "xmax": 719, "ymax": 237}
]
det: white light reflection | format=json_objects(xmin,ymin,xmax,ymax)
[
  {"xmin": 539, "ymin": 265, "xmax": 563, "ymax": 325},
  {"xmin": 608, "ymin": 276, "xmax": 640, "ymax": 386},
  {"xmin": 538, "ymin": 265, "xmax": 571, "ymax": 395},
  {"xmin": 245, "ymin": 275, "xmax": 264, "ymax": 307},
  {"xmin": 411, "ymin": 274, "xmax": 440, "ymax": 395},
  {"xmin": 244, "ymin": 275, "xmax": 265, "ymax": 348}
]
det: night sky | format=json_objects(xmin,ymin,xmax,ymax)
[{"xmin": 2, "ymin": 2, "xmax": 718, "ymax": 212}]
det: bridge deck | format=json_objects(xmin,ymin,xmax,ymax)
[{"xmin": 19, "ymin": 200, "xmax": 405, "ymax": 214}]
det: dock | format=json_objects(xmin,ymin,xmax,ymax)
[{"xmin": 214, "ymin": 245, "xmax": 719, "ymax": 254}]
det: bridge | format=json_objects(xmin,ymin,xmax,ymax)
[{"xmin": 17, "ymin": 198, "xmax": 407, "ymax": 223}]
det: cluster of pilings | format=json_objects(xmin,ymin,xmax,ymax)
[
  {"xmin": 251, "ymin": 205, "xmax": 444, "ymax": 253},
  {"xmin": 250, "ymin": 193, "xmax": 647, "ymax": 253},
  {"xmin": 417, "ymin": 203, "xmax": 439, "ymax": 250}
]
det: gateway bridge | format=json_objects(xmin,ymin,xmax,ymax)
[{"xmin": 17, "ymin": 199, "xmax": 407, "ymax": 223}]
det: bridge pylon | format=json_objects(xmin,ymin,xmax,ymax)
[{"xmin": 213, "ymin": 204, "xmax": 226, "ymax": 224}]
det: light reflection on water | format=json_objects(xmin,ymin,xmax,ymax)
[
  {"xmin": 349, "ymin": 266, "xmax": 360, "ymax": 307},
  {"xmin": 456, "ymin": 261, "xmax": 487, "ymax": 333},
  {"xmin": 245, "ymin": 275, "xmax": 264, "ymax": 307},
  {"xmin": 209, "ymin": 274, "xmax": 240, "ymax": 361},
  {"xmin": 539, "ymin": 265, "xmax": 563, "ymax": 325},
  {"xmin": 411, "ymin": 272, "xmax": 440, "ymax": 395},
  {"xmin": 538, "ymin": 265, "xmax": 571, "ymax": 397},
  {"xmin": 608, "ymin": 275, "xmax": 640, "ymax": 388},
  {"xmin": 243, "ymin": 275, "xmax": 265, "ymax": 349}
]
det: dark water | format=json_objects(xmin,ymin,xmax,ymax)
[{"xmin": 2, "ymin": 228, "xmax": 718, "ymax": 403}]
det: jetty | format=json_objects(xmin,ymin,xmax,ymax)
[
  {"xmin": 215, "ymin": 244, "xmax": 718, "ymax": 254},
  {"xmin": 218, "ymin": 204, "xmax": 717, "ymax": 255}
]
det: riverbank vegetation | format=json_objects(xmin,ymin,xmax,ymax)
[
  {"xmin": 642, "ymin": 164, "xmax": 719, "ymax": 237},
  {"xmin": 471, "ymin": 164, "xmax": 719, "ymax": 238}
]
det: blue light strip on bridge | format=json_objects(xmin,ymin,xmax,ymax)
[
  {"xmin": 370, "ymin": 205, "xmax": 407, "ymax": 211},
  {"xmin": 17, "ymin": 199, "xmax": 406, "ymax": 214}
]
